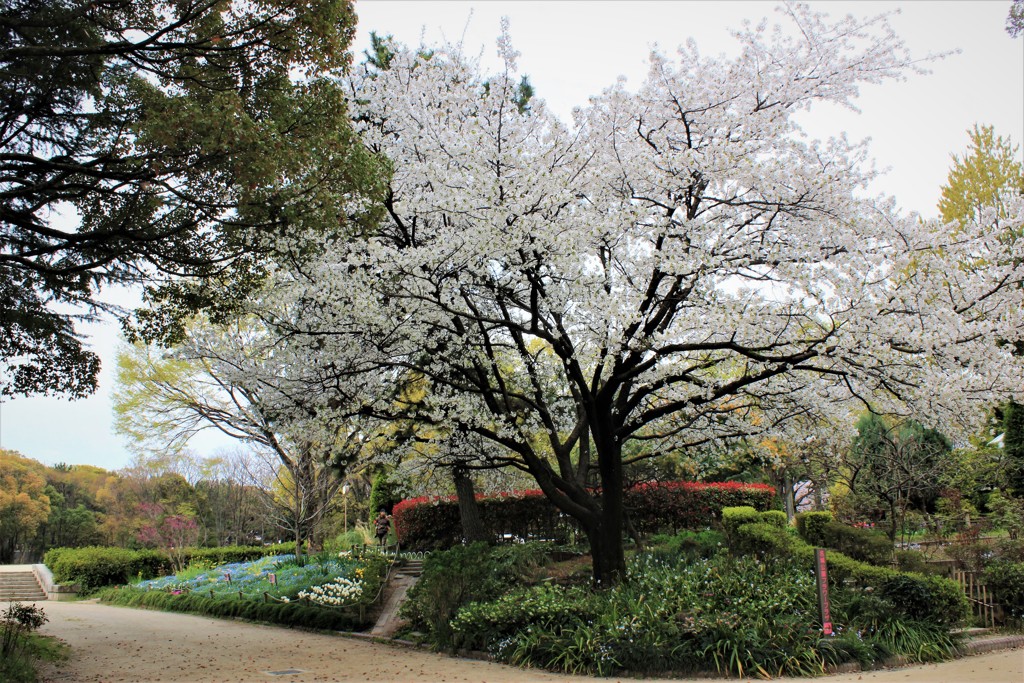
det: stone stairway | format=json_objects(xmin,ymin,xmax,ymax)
[
  {"xmin": 369, "ymin": 559, "xmax": 423, "ymax": 637},
  {"xmin": 0, "ymin": 569, "xmax": 47, "ymax": 602}
]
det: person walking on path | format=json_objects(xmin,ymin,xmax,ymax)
[{"xmin": 374, "ymin": 510, "xmax": 391, "ymax": 547}]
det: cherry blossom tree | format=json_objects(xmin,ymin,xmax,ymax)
[{"xmin": 263, "ymin": 6, "xmax": 1024, "ymax": 585}]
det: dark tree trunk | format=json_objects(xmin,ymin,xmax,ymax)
[
  {"xmin": 453, "ymin": 466, "xmax": 491, "ymax": 544},
  {"xmin": 588, "ymin": 413, "xmax": 627, "ymax": 586}
]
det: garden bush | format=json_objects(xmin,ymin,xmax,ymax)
[
  {"xmin": 983, "ymin": 560, "xmax": 1024, "ymax": 621},
  {"xmin": 401, "ymin": 542, "xmax": 558, "ymax": 649},
  {"xmin": 647, "ymin": 529, "xmax": 725, "ymax": 562},
  {"xmin": 393, "ymin": 482, "xmax": 778, "ymax": 550},
  {"xmin": 759, "ymin": 509, "xmax": 789, "ymax": 528},
  {"xmin": 795, "ymin": 511, "xmax": 834, "ymax": 543},
  {"xmin": 44, "ymin": 546, "xmax": 168, "ymax": 592},
  {"xmin": 796, "ymin": 512, "xmax": 892, "ymax": 565},
  {"xmin": 734, "ymin": 519, "xmax": 968, "ymax": 627}
]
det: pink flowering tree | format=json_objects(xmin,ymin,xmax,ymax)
[{"xmin": 136, "ymin": 503, "xmax": 200, "ymax": 573}]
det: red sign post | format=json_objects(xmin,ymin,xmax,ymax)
[{"xmin": 814, "ymin": 548, "xmax": 833, "ymax": 636}]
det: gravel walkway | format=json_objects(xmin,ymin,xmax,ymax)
[{"xmin": 33, "ymin": 600, "xmax": 1024, "ymax": 683}]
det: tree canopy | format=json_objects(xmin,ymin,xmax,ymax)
[
  {"xmin": 228, "ymin": 8, "xmax": 1024, "ymax": 585},
  {"xmin": 938, "ymin": 125, "xmax": 1023, "ymax": 232},
  {"xmin": 0, "ymin": 0, "xmax": 384, "ymax": 398}
]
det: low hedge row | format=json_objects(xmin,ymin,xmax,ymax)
[
  {"xmin": 794, "ymin": 512, "xmax": 892, "ymax": 565},
  {"xmin": 725, "ymin": 507, "xmax": 969, "ymax": 627},
  {"xmin": 96, "ymin": 586, "xmax": 365, "ymax": 630},
  {"xmin": 44, "ymin": 543, "xmax": 297, "ymax": 592},
  {"xmin": 393, "ymin": 482, "xmax": 778, "ymax": 550}
]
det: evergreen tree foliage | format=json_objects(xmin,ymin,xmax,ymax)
[
  {"xmin": 1002, "ymin": 400, "xmax": 1024, "ymax": 496},
  {"xmin": 0, "ymin": 0, "xmax": 385, "ymax": 398}
]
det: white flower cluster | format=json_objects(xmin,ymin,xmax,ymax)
[{"xmin": 298, "ymin": 577, "xmax": 363, "ymax": 607}]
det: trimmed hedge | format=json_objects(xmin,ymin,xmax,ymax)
[
  {"xmin": 44, "ymin": 543, "xmax": 296, "ymax": 592},
  {"xmin": 393, "ymin": 482, "xmax": 779, "ymax": 550},
  {"xmin": 627, "ymin": 481, "xmax": 779, "ymax": 534},
  {"xmin": 96, "ymin": 586, "xmax": 366, "ymax": 631},
  {"xmin": 795, "ymin": 512, "xmax": 891, "ymax": 565},
  {"xmin": 730, "ymin": 509, "xmax": 968, "ymax": 628},
  {"xmin": 795, "ymin": 511, "xmax": 833, "ymax": 540}
]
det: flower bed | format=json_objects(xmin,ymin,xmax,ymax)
[{"xmin": 134, "ymin": 551, "xmax": 382, "ymax": 607}]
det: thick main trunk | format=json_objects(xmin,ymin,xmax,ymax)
[
  {"xmin": 453, "ymin": 466, "xmax": 491, "ymax": 544},
  {"xmin": 585, "ymin": 514, "xmax": 626, "ymax": 586},
  {"xmin": 588, "ymin": 418, "xmax": 627, "ymax": 586}
]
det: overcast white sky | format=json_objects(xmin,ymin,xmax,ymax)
[{"xmin": 2, "ymin": 0, "xmax": 1022, "ymax": 472}]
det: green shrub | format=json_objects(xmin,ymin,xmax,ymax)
[
  {"xmin": 400, "ymin": 543, "xmax": 504, "ymax": 649},
  {"xmin": 796, "ymin": 516, "xmax": 892, "ymax": 565},
  {"xmin": 894, "ymin": 549, "xmax": 942, "ymax": 575},
  {"xmin": 721, "ymin": 506, "xmax": 761, "ymax": 545},
  {"xmin": 732, "ymin": 519, "xmax": 968, "ymax": 627},
  {"xmin": 983, "ymin": 561, "xmax": 1024, "ymax": 620},
  {"xmin": 759, "ymin": 510, "xmax": 788, "ymax": 528},
  {"xmin": 648, "ymin": 529, "xmax": 726, "ymax": 562},
  {"xmin": 44, "ymin": 546, "xmax": 167, "ymax": 592},
  {"xmin": 796, "ymin": 511, "xmax": 833, "ymax": 542}
]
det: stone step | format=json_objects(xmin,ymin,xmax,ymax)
[{"xmin": 0, "ymin": 571, "xmax": 46, "ymax": 601}]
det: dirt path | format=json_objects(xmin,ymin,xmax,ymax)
[{"xmin": 35, "ymin": 601, "xmax": 1024, "ymax": 683}]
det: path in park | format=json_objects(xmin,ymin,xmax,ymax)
[{"xmin": 34, "ymin": 600, "xmax": 1024, "ymax": 683}]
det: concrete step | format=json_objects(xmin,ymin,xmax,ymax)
[
  {"xmin": 0, "ymin": 581, "xmax": 43, "ymax": 589},
  {"xmin": 0, "ymin": 571, "xmax": 46, "ymax": 601}
]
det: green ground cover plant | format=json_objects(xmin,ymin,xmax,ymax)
[
  {"xmin": 446, "ymin": 547, "xmax": 961, "ymax": 677},
  {"xmin": 403, "ymin": 511, "xmax": 967, "ymax": 678}
]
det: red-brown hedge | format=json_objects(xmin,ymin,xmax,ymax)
[{"xmin": 392, "ymin": 481, "xmax": 778, "ymax": 550}]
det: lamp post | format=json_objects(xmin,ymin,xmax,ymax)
[{"xmin": 342, "ymin": 483, "xmax": 350, "ymax": 532}]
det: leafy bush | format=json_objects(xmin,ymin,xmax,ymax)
[
  {"xmin": 0, "ymin": 603, "xmax": 62, "ymax": 683},
  {"xmin": 795, "ymin": 511, "xmax": 833, "ymax": 541},
  {"xmin": 759, "ymin": 509, "xmax": 789, "ymax": 528},
  {"xmin": 648, "ymin": 529, "xmax": 725, "ymax": 562},
  {"xmin": 983, "ymin": 561, "xmax": 1024, "ymax": 621},
  {"xmin": 733, "ymin": 519, "xmax": 968, "ymax": 627},
  {"xmin": 400, "ymin": 542, "xmax": 557, "ymax": 649},
  {"xmin": 400, "ymin": 543, "xmax": 506, "ymax": 649},
  {"xmin": 44, "ymin": 546, "xmax": 168, "ymax": 592},
  {"xmin": 721, "ymin": 506, "xmax": 761, "ymax": 545},
  {"xmin": 796, "ymin": 514, "xmax": 892, "ymax": 565},
  {"xmin": 894, "ymin": 549, "xmax": 942, "ymax": 574}
]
